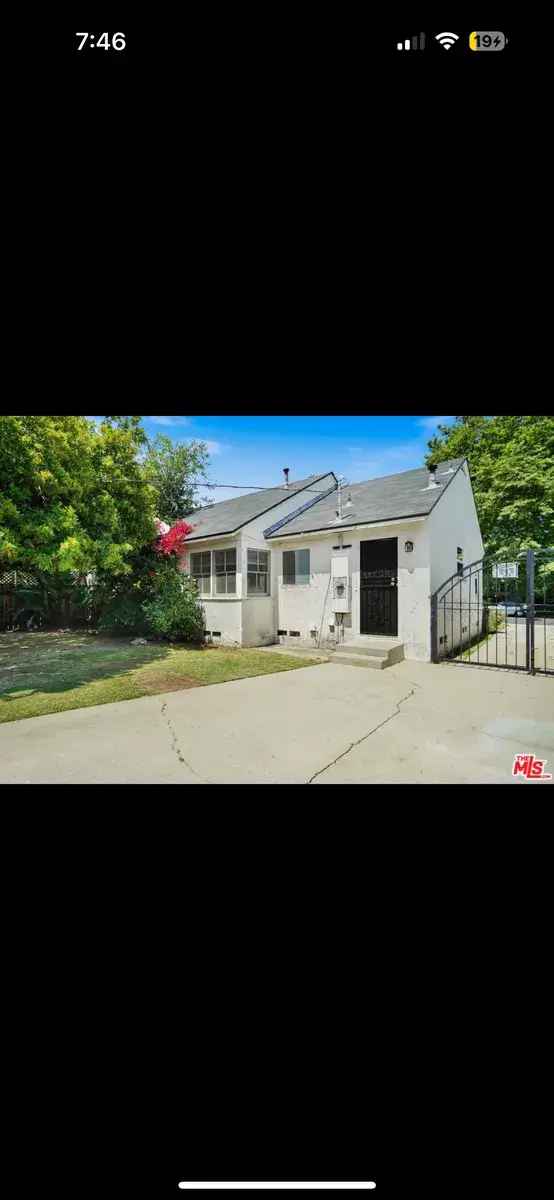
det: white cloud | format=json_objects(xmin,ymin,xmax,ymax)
[
  {"xmin": 346, "ymin": 422, "xmax": 457, "ymax": 483},
  {"xmin": 145, "ymin": 416, "xmax": 190, "ymax": 427},
  {"xmin": 345, "ymin": 439, "xmax": 426, "ymax": 481},
  {"xmin": 417, "ymin": 416, "xmax": 455, "ymax": 434}
]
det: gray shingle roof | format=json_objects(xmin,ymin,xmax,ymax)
[
  {"xmin": 264, "ymin": 459, "xmax": 466, "ymax": 537},
  {"xmin": 182, "ymin": 473, "xmax": 336, "ymax": 541}
]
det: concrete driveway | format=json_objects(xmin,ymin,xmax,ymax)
[
  {"xmin": 465, "ymin": 617, "xmax": 554, "ymax": 671},
  {"xmin": 0, "ymin": 659, "xmax": 553, "ymax": 784}
]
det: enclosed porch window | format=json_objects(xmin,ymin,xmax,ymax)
[
  {"xmin": 247, "ymin": 549, "xmax": 270, "ymax": 595},
  {"xmin": 214, "ymin": 548, "xmax": 237, "ymax": 594},
  {"xmin": 190, "ymin": 551, "xmax": 212, "ymax": 595}
]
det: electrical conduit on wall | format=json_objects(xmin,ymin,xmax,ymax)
[{"xmin": 317, "ymin": 571, "xmax": 333, "ymax": 648}]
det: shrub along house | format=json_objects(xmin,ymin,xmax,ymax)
[{"xmin": 179, "ymin": 458, "xmax": 483, "ymax": 665}]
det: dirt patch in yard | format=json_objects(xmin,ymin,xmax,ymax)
[
  {"xmin": 0, "ymin": 631, "xmax": 318, "ymax": 724},
  {"xmin": 139, "ymin": 672, "xmax": 203, "ymax": 696}
]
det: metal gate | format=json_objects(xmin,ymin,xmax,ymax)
[{"xmin": 431, "ymin": 549, "xmax": 554, "ymax": 675}]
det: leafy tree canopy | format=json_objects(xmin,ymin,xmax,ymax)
[
  {"xmin": 0, "ymin": 415, "xmax": 157, "ymax": 578},
  {"xmin": 141, "ymin": 433, "xmax": 209, "ymax": 524},
  {"xmin": 426, "ymin": 416, "xmax": 554, "ymax": 572}
]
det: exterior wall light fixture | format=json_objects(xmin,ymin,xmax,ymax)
[{"xmin": 405, "ymin": 540, "xmax": 414, "ymax": 553}]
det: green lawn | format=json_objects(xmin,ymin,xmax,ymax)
[{"xmin": 0, "ymin": 631, "xmax": 321, "ymax": 724}]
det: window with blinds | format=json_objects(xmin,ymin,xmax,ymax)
[
  {"xmin": 190, "ymin": 551, "xmax": 211, "ymax": 595},
  {"xmin": 247, "ymin": 549, "xmax": 270, "ymax": 595},
  {"xmin": 214, "ymin": 548, "xmax": 237, "ymax": 594},
  {"xmin": 282, "ymin": 548, "xmax": 310, "ymax": 585}
]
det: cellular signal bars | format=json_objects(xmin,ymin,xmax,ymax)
[{"xmin": 397, "ymin": 34, "xmax": 426, "ymax": 50}]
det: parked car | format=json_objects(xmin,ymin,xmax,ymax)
[{"xmin": 495, "ymin": 601, "xmax": 527, "ymax": 618}]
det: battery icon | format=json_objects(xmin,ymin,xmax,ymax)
[{"xmin": 469, "ymin": 31, "xmax": 507, "ymax": 51}]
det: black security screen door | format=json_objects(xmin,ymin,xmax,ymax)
[{"xmin": 360, "ymin": 537, "xmax": 398, "ymax": 636}]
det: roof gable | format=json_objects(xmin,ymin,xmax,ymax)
[
  {"xmin": 264, "ymin": 459, "xmax": 466, "ymax": 538},
  {"xmin": 182, "ymin": 473, "xmax": 337, "ymax": 541}
]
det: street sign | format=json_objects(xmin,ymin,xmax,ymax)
[{"xmin": 492, "ymin": 562, "xmax": 518, "ymax": 578}]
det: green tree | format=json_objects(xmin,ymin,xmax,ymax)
[
  {"xmin": 0, "ymin": 415, "xmax": 157, "ymax": 608},
  {"xmin": 103, "ymin": 415, "xmax": 148, "ymax": 445},
  {"xmin": 141, "ymin": 559, "xmax": 205, "ymax": 641},
  {"xmin": 426, "ymin": 415, "xmax": 554, "ymax": 593},
  {"xmin": 142, "ymin": 433, "xmax": 209, "ymax": 524}
]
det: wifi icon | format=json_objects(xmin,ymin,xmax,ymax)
[{"xmin": 435, "ymin": 31, "xmax": 459, "ymax": 49}]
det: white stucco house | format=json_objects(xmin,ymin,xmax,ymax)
[{"xmin": 178, "ymin": 458, "xmax": 484, "ymax": 664}]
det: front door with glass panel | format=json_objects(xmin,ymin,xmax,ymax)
[{"xmin": 360, "ymin": 538, "xmax": 398, "ymax": 636}]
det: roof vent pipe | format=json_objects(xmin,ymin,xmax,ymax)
[
  {"xmin": 283, "ymin": 467, "xmax": 290, "ymax": 488},
  {"xmin": 427, "ymin": 464, "xmax": 440, "ymax": 488}
]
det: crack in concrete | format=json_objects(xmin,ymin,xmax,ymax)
[
  {"xmin": 393, "ymin": 675, "xmax": 423, "ymax": 690},
  {"xmin": 306, "ymin": 688, "xmax": 417, "ymax": 784},
  {"xmin": 160, "ymin": 700, "xmax": 209, "ymax": 782}
]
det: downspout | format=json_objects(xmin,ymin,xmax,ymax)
[{"xmin": 317, "ymin": 528, "xmax": 345, "ymax": 650}]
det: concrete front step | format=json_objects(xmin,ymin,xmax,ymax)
[
  {"xmin": 331, "ymin": 651, "xmax": 389, "ymax": 669},
  {"xmin": 329, "ymin": 640, "xmax": 405, "ymax": 669},
  {"xmin": 257, "ymin": 640, "xmax": 405, "ymax": 670},
  {"xmin": 338, "ymin": 643, "xmax": 395, "ymax": 657}
]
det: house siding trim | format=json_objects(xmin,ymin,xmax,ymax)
[{"xmin": 267, "ymin": 515, "xmax": 427, "ymax": 541}]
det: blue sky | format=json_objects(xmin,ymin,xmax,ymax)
[{"xmin": 92, "ymin": 415, "xmax": 456, "ymax": 502}]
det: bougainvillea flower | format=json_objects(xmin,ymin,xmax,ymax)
[
  {"xmin": 153, "ymin": 518, "xmax": 171, "ymax": 535},
  {"xmin": 155, "ymin": 519, "xmax": 194, "ymax": 557}
]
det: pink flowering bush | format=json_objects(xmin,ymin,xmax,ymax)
[
  {"xmin": 99, "ymin": 516, "xmax": 202, "ymax": 639},
  {"xmin": 153, "ymin": 518, "xmax": 170, "ymax": 536},
  {"xmin": 144, "ymin": 516, "xmax": 203, "ymax": 639},
  {"xmin": 154, "ymin": 518, "xmax": 194, "ymax": 558}
]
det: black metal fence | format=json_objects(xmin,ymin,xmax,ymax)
[{"xmin": 431, "ymin": 550, "xmax": 554, "ymax": 676}]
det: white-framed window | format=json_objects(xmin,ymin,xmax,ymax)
[
  {"xmin": 190, "ymin": 550, "xmax": 211, "ymax": 595},
  {"xmin": 214, "ymin": 548, "xmax": 237, "ymax": 594},
  {"xmin": 282, "ymin": 548, "xmax": 310, "ymax": 585},
  {"xmin": 247, "ymin": 549, "xmax": 270, "ymax": 595}
]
